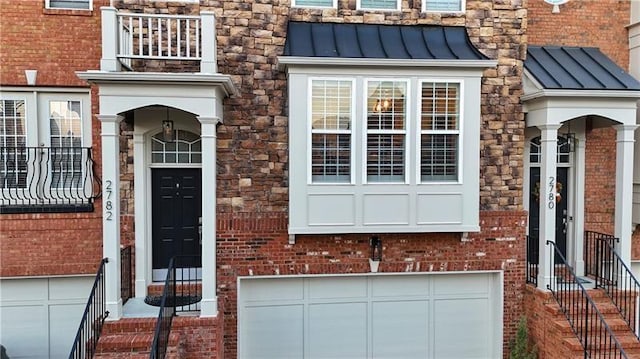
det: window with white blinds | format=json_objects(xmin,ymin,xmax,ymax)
[
  {"xmin": 358, "ymin": 0, "xmax": 400, "ymax": 11},
  {"xmin": 366, "ymin": 80, "xmax": 407, "ymax": 183},
  {"xmin": 420, "ymin": 82, "xmax": 460, "ymax": 181},
  {"xmin": 310, "ymin": 79, "xmax": 353, "ymax": 183},
  {"xmin": 423, "ymin": 0, "xmax": 464, "ymax": 12},
  {"xmin": 0, "ymin": 99, "xmax": 27, "ymax": 188},
  {"xmin": 46, "ymin": 0, "xmax": 91, "ymax": 10},
  {"xmin": 293, "ymin": 0, "xmax": 335, "ymax": 8}
]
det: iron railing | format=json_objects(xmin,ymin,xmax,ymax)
[
  {"xmin": 121, "ymin": 245, "xmax": 133, "ymax": 305},
  {"xmin": 584, "ymin": 231, "xmax": 640, "ymax": 340},
  {"xmin": 547, "ymin": 240, "xmax": 627, "ymax": 359},
  {"xmin": 526, "ymin": 234, "xmax": 538, "ymax": 286},
  {"xmin": 149, "ymin": 255, "xmax": 202, "ymax": 359},
  {"xmin": 0, "ymin": 147, "xmax": 100, "ymax": 213},
  {"xmin": 68, "ymin": 258, "xmax": 109, "ymax": 359}
]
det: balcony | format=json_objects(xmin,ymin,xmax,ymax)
[
  {"xmin": 0, "ymin": 147, "xmax": 101, "ymax": 213},
  {"xmin": 100, "ymin": 7, "xmax": 217, "ymax": 73}
]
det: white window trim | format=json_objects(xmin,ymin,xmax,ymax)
[
  {"xmin": 362, "ymin": 78, "xmax": 411, "ymax": 185},
  {"xmin": 356, "ymin": 0, "xmax": 401, "ymax": 11},
  {"xmin": 306, "ymin": 77, "xmax": 356, "ymax": 185},
  {"xmin": 422, "ymin": 0, "xmax": 465, "ymax": 13},
  {"xmin": 292, "ymin": 0, "xmax": 337, "ymax": 9},
  {"xmin": 416, "ymin": 79, "xmax": 464, "ymax": 185}
]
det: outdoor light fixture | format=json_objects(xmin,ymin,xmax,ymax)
[
  {"xmin": 162, "ymin": 119, "xmax": 174, "ymax": 142},
  {"xmin": 369, "ymin": 236, "xmax": 382, "ymax": 272}
]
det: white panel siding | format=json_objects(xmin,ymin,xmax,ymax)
[
  {"xmin": 363, "ymin": 194, "xmax": 410, "ymax": 225},
  {"xmin": 416, "ymin": 193, "xmax": 463, "ymax": 224},
  {"xmin": 307, "ymin": 194, "xmax": 355, "ymax": 225}
]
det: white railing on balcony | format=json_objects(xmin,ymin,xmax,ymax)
[{"xmin": 100, "ymin": 7, "xmax": 217, "ymax": 73}]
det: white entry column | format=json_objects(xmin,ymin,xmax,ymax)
[
  {"xmin": 537, "ymin": 124, "xmax": 561, "ymax": 290},
  {"xmin": 614, "ymin": 124, "xmax": 638, "ymax": 265},
  {"xmin": 198, "ymin": 116, "xmax": 220, "ymax": 317},
  {"xmin": 98, "ymin": 114, "xmax": 123, "ymax": 320}
]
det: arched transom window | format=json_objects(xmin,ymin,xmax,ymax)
[
  {"xmin": 151, "ymin": 129, "xmax": 201, "ymax": 164},
  {"xmin": 529, "ymin": 135, "xmax": 571, "ymax": 164}
]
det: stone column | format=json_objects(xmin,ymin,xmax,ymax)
[
  {"xmin": 198, "ymin": 116, "xmax": 221, "ymax": 317},
  {"xmin": 98, "ymin": 114, "xmax": 123, "ymax": 320},
  {"xmin": 537, "ymin": 124, "xmax": 561, "ymax": 290},
  {"xmin": 614, "ymin": 124, "xmax": 638, "ymax": 265}
]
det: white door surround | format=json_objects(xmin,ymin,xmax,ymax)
[
  {"xmin": 522, "ymin": 80, "xmax": 640, "ymax": 290},
  {"xmin": 76, "ymin": 71, "xmax": 237, "ymax": 318}
]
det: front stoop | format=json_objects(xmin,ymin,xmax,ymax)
[
  {"xmin": 526, "ymin": 286, "xmax": 640, "ymax": 358},
  {"xmin": 94, "ymin": 318, "xmax": 185, "ymax": 358}
]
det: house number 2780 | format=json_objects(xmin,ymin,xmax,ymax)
[
  {"xmin": 105, "ymin": 180, "xmax": 114, "ymax": 221},
  {"xmin": 547, "ymin": 176, "xmax": 555, "ymax": 210}
]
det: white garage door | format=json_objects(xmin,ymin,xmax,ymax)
[
  {"xmin": 238, "ymin": 272, "xmax": 502, "ymax": 359},
  {"xmin": 0, "ymin": 276, "xmax": 93, "ymax": 359}
]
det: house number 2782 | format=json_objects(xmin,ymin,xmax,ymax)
[
  {"xmin": 105, "ymin": 180, "xmax": 114, "ymax": 221},
  {"xmin": 547, "ymin": 176, "xmax": 555, "ymax": 210}
]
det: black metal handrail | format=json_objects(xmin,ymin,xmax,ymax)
[
  {"xmin": 585, "ymin": 231, "xmax": 617, "ymax": 279},
  {"xmin": 547, "ymin": 240, "xmax": 627, "ymax": 358},
  {"xmin": 585, "ymin": 231, "xmax": 640, "ymax": 340},
  {"xmin": 121, "ymin": 245, "xmax": 133, "ymax": 305},
  {"xmin": 68, "ymin": 258, "xmax": 109, "ymax": 359},
  {"xmin": 526, "ymin": 234, "xmax": 538, "ymax": 286},
  {"xmin": 149, "ymin": 255, "xmax": 202, "ymax": 359},
  {"xmin": 0, "ymin": 146, "xmax": 101, "ymax": 213}
]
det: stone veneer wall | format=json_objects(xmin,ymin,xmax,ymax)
[{"xmin": 112, "ymin": 0, "xmax": 528, "ymax": 357}]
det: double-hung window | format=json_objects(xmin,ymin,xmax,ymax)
[
  {"xmin": 310, "ymin": 79, "xmax": 353, "ymax": 183},
  {"xmin": 420, "ymin": 82, "xmax": 460, "ymax": 182},
  {"xmin": 366, "ymin": 80, "xmax": 407, "ymax": 183},
  {"xmin": 0, "ymin": 90, "xmax": 94, "ymax": 212},
  {"xmin": 423, "ymin": 0, "xmax": 464, "ymax": 12},
  {"xmin": 357, "ymin": 0, "xmax": 400, "ymax": 11},
  {"xmin": 293, "ymin": 0, "xmax": 336, "ymax": 8}
]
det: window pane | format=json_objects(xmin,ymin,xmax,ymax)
[
  {"xmin": 360, "ymin": 0, "xmax": 398, "ymax": 9},
  {"xmin": 311, "ymin": 134, "xmax": 351, "ymax": 183},
  {"xmin": 367, "ymin": 134, "xmax": 405, "ymax": 182},
  {"xmin": 425, "ymin": 0, "xmax": 462, "ymax": 11},
  {"xmin": 150, "ymin": 129, "xmax": 202, "ymax": 164},
  {"xmin": 311, "ymin": 80, "xmax": 352, "ymax": 131},
  {"xmin": 294, "ymin": 0, "xmax": 333, "ymax": 7},
  {"xmin": 0, "ymin": 99, "xmax": 27, "ymax": 188},
  {"xmin": 421, "ymin": 134, "xmax": 458, "ymax": 181},
  {"xmin": 421, "ymin": 83, "xmax": 459, "ymax": 130},
  {"xmin": 48, "ymin": 0, "xmax": 90, "ymax": 9},
  {"xmin": 50, "ymin": 101, "xmax": 83, "ymax": 188}
]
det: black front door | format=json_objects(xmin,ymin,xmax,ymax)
[
  {"xmin": 529, "ymin": 167, "xmax": 569, "ymax": 262},
  {"xmin": 151, "ymin": 168, "xmax": 202, "ymax": 272}
]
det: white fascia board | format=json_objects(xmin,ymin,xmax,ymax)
[
  {"xmin": 277, "ymin": 56, "xmax": 497, "ymax": 71},
  {"xmin": 76, "ymin": 71, "xmax": 239, "ymax": 97},
  {"xmin": 521, "ymin": 89, "xmax": 640, "ymax": 102},
  {"xmin": 0, "ymin": 86, "xmax": 90, "ymax": 93},
  {"xmin": 288, "ymin": 224, "xmax": 481, "ymax": 235}
]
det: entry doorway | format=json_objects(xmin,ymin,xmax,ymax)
[{"xmin": 151, "ymin": 168, "xmax": 202, "ymax": 281}]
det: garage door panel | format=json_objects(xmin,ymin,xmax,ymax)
[
  {"xmin": 309, "ymin": 302, "xmax": 367, "ymax": 358},
  {"xmin": 372, "ymin": 300, "xmax": 429, "ymax": 358},
  {"xmin": 309, "ymin": 277, "xmax": 367, "ymax": 300},
  {"xmin": 49, "ymin": 277, "xmax": 93, "ymax": 300},
  {"xmin": 0, "ymin": 279, "xmax": 47, "ymax": 301},
  {"xmin": 0, "ymin": 305, "xmax": 48, "ymax": 359},
  {"xmin": 242, "ymin": 278, "xmax": 303, "ymax": 302},
  {"xmin": 243, "ymin": 305, "xmax": 304, "ymax": 358},
  {"xmin": 371, "ymin": 276, "xmax": 429, "ymax": 297},
  {"xmin": 433, "ymin": 273, "xmax": 490, "ymax": 296},
  {"xmin": 434, "ymin": 298, "xmax": 492, "ymax": 358},
  {"xmin": 49, "ymin": 303, "xmax": 85, "ymax": 358}
]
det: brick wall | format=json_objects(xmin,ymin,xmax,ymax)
[{"xmin": 217, "ymin": 210, "xmax": 527, "ymax": 357}]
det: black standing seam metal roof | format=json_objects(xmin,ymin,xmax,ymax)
[
  {"xmin": 525, "ymin": 46, "xmax": 640, "ymax": 91},
  {"xmin": 283, "ymin": 21, "xmax": 489, "ymax": 61}
]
